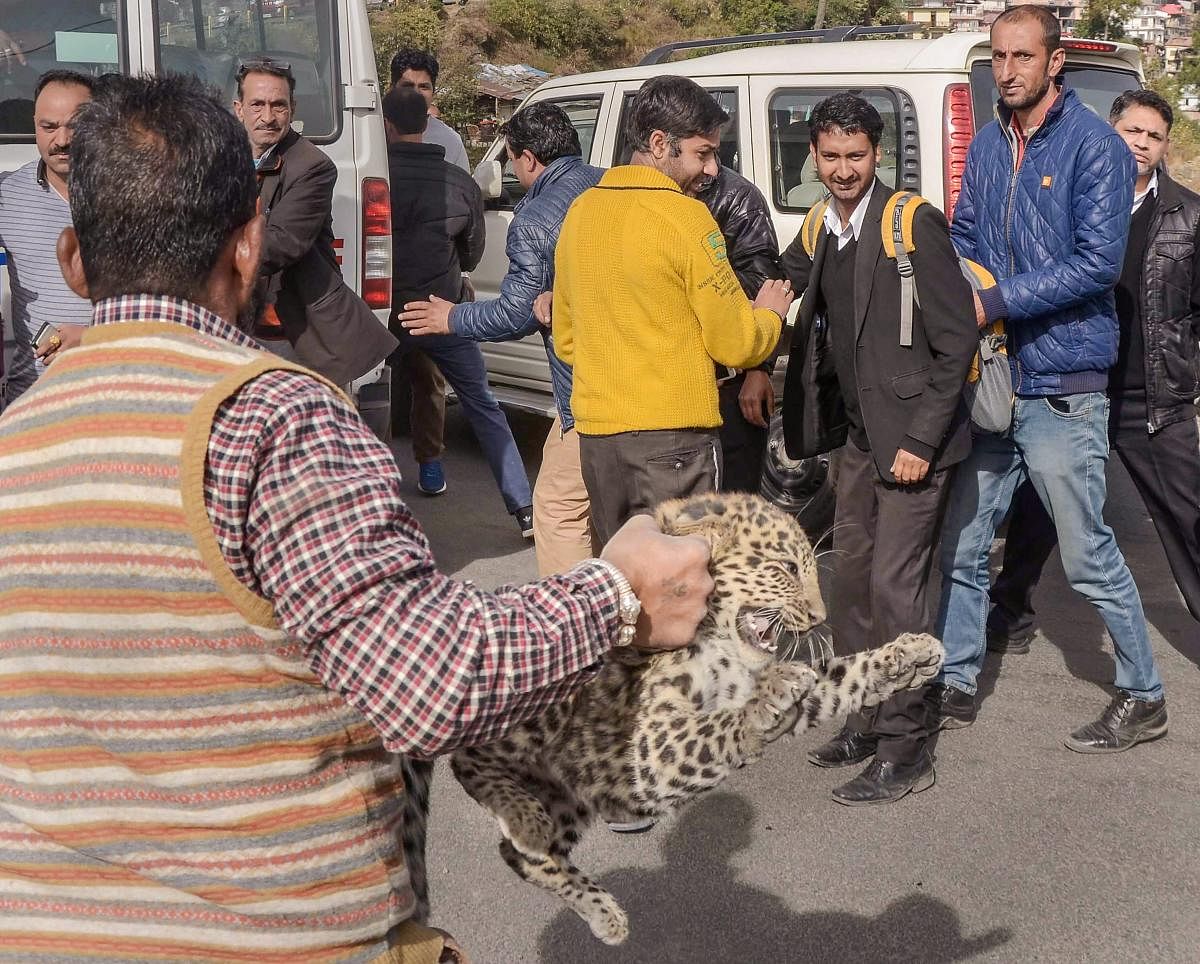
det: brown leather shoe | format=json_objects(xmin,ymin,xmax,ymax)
[
  {"xmin": 807, "ymin": 725, "xmax": 878, "ymax": 768},
  {"xmin": 1064, "ymin": 692, "xmax": 1167, "ymax": 754}
]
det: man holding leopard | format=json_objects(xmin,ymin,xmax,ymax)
[{"xmin": 0, "ymin": 73, "xmax": 717, "ymax": 964}]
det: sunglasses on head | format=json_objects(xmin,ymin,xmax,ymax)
[{"xmin": 237, "ymin": 59, "xmax": 293, "ymax": 79}]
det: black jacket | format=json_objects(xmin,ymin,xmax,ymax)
[
  {"xmin": 699, "ymin": 166, "xmax": 783, "ymax": 374},
  {"xmin": 256, "ymin": 129, "xmax": 398, "ymax": 386},
  {"xmin": 779, "ymin": 179, "xmax": 978, "ymax": 482},
  {"xmin": 1138, "ymin": 170, "xmax": 1200, "ymax": 432},
  {"xmin": 387, "ymin": 141, "xmax": 485, "ymax": 307}
]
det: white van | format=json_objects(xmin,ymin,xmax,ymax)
[
  {"xmin": 0, "ymin": 0, "xmax": 392, "ymax": 430},
  {"xmin": 471, "ymin": 28, "xmax": 1144, "ymax": 415}
]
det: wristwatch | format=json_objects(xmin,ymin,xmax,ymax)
[{"xmin": 595, "ymin": 561, "xmax": 642, "ymax": 648}]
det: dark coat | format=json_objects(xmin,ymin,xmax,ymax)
[
  {"xmin": 780, "ymin": 179, "xmax": 978, "ymax": 483},
  {"xmin": 386, "ymin": 140, "xmax": 485, "ymax": 307},
  {"xmin": 256, "ymin": 129, "xmax": 398, "ymax": 386},
  {"xmin": 1138, "ymin": 170, "xmax": 1200, "ymax": 432}
]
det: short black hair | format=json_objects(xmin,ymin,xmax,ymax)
[
  {"xmin": 390, "ymin": 48, "xmax": 439, "ymax": 88},
  {"xmin": 992, "ymin": 4, "xmax": 1061, "ymax": 57},
  {"xmin": 809, "ymin": 92, "xmax": 884, "ymax": 149},
  {"xmin": 624, "ymin": 75, "xmax": 728, "ymax": 155},
  {"xmin": 382, "ymin": 86, "xmax": 428, "ymax": 135},
  {"xmin": 235, "ymin": 58, "xmax": 295, "ymax": 101},
  {"xmin": 69, "ymin": 72, "xmax": 258, "ymax": 303},
  {"xmin": 500, "ymin": 102, "xmax": 581, "ymax": 166},
  {"xmin": 1110, "ymin": 88, "xmax": 1173, "ymax": 132},
  {"xmin": 34, "ymin": 69, "xmax": 94, "ymax": 102}
]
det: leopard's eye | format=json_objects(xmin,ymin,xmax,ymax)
[{"xmin": 779, "ymin": 559, "xmax": 800, "ymax": 577}]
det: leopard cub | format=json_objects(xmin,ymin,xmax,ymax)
[{"xmin": 450, "ymin": 493, "xmax": 943, "ymax": 944}]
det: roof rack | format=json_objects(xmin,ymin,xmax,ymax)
[{"xmin": 638, "ymin": 24, "xmax": 921, "ymax": 66}]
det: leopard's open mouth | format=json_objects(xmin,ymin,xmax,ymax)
[{"xmin": 738, "ymin": 609, "xmax": 781, "ymax": 653}]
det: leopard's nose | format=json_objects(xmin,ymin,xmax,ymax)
[{"xmin": 809, "ymin": 596, "xmax": 827, "ymax": 627}]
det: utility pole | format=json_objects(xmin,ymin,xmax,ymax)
[{"xmin": 815, "ymin": 0, "xmax": 828, "ymax": 30}]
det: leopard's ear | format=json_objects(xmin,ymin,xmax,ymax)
[{"xmin": 655, "ymin": 495, "xmax": 740, "ymax": 555}]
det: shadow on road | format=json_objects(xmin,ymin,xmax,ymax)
[{"xmin": 536, "ymin": 793, "xmax": 1011, "ymax": 963}]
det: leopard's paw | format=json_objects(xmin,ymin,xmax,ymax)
[
  {"xmin": 582, "ymin": 891, "xmax": 629, "ymax": 945},
  {"xmin": 755, "ymin": 662, "xmax": 818, "ymax": 741},
  {"xmin": 862, "ymin": 633, "xmax": 944, "ymax": 706}
]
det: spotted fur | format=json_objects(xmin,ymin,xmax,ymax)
[{"xmin": 446, "ymin": 493, "xmax": 943, "ymax": 944}]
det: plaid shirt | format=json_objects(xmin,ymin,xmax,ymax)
[{"xmin": 92, "ymin": 295, "xmax": 621, "ymax": 756}]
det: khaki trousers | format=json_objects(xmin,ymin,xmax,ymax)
[{"xmin": 533, "ymin": 417, "xmax": 596, "ymax": 575}]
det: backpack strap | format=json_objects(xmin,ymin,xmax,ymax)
[
  {"xmin": 881, "ymin": 191, "xmax": 927, "ymax": 348},
  {"xmin": 799, "ymin": 198, "xmax": 830, "ymax": 258}
]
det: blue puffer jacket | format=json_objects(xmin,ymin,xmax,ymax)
[
  {"xmin": 452, "ymin": 155, "xmax": 603, "ymax": 429},
  {"xmin": 951, "ymin": 85, "xmax": 1136, "ymax": 396}
]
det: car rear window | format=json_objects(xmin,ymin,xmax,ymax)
[
  {"xmin": 0, "ymin": 0, "xmax": 127, "ymax": 139},
  {"xmin": 969, "ymin": 62, "xmax": 1142, "ymax": 128}
]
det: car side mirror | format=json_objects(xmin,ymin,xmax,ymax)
[{"xmin": 474, "ymin": 159, "xmax": 503, "ymax": 200}]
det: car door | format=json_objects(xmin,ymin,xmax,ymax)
[{"xmin": 473, "ymin": 84, "xmax": 612, "ymax": 415}]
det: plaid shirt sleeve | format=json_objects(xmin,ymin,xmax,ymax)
[{"xmin": 204, "ymin": 368, "xmax": 620, "ymax": 757}]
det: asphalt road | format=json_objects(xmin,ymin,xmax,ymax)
[{"xmin": 389, "ymin": 407, "xmax": 1200, "ymax": 964}]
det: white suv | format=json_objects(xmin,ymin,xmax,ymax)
[{"xmin": 471, "ymin": 28, "xmax": 1143, "ymax": 415}]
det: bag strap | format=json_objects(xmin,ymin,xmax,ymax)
[
  {"xmin": 799, "ymin": 198, "xmax": 830, "ymax": 258},
  {"xmin": 881, "ymin": 191, "xmax": 926, "ymax": 349}
]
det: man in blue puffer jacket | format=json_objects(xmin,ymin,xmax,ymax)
[
  {"xmin": 399, "ymin": 103, "xmax": 603, "ymax": 576},
  {"xmin": 929, "ymin": 4, "xmax": 1166, "ymax": 752}
]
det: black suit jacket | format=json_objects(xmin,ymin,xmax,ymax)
[
  {"xmin": 256, "ymin": 129, "xmax": 398, "ymax": 386},
  {"xmin": 779, "ymin": 179, "xmax": 977, "ymax": 483}
]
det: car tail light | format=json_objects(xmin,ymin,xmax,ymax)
[
  {"xmin": 361, "ymin": 177, "xmax": 391, "ymax": 310},
  {"xmin": 1063, "ymin": 39, "xmax": 1119, "ymax": 53},
  {"xmin": 943, "ymin": 83, "xmax": 975, "ymax": 219}
]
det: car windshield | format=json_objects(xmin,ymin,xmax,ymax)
[
  {"xmin": 158, "ymin": 0, "xmax": 340, "ymax": 140},
  {"xmin": 0, "ymin": 0, "xmax": 124, "ymax": 138},
  {"xmin": 969, "ymin": 61, "xmax": 1143, "ymax": 128}
]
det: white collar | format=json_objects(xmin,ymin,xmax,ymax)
[
  {"xmin": 822, "ymin": 180, "xmax": 876, "ymax": 250},
  {"xmin": 1132, "ymin": 170, "xmax": 1158, "ymax": 214}
]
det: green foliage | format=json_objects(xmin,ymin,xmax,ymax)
[
  {"xmin": 1077, "ymin": 0, "xmax": 1136, "ymax": 41},
  {"xmin": 369, "ymin": 3, "xmax": 444, "ymax": 85},
  {"xmin": 486, "ymin": 0, "xmax": 624, "ymax": 60}
]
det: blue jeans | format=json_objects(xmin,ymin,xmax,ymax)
[
  {"xmin": 392, "ymin": 330, "xmax": 532, "ymax": 515},
  {"xmin": 935, "ymin": 392, "xmax": 1163, "ymax": 701}
]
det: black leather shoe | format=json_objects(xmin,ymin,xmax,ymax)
[
  {"xmin": 927, "ymin": 682, "xmax": 977, "ymax": 730},
  {"xmin": 1064, "ymin": 691, "xmax": 1167, "ymax": 754},
  {"xmin": 985, "ymin": 628, "xmax": 1034, "ymax": 655},
  {"xmin": 807, "ymin": 726, "xmax": 878, "ymax": 768},
  {"xmin": 831, "ymin": 754, "xmax": 935, "ymax": 806}
]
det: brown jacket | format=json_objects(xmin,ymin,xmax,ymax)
[{"xmin": 256, "ymin": 129, "xmax": 397, "ymax": 385}]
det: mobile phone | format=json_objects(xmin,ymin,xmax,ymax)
[{"xmin": 33, "ymin": 322, "xmax": 60, "ymax": 354}]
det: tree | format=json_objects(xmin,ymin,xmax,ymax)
[
  {"xmin": 369, "ymin": 2, "xmax": 444, "ymax": 85},
  {"xmin": 1077, "ymin": 0, "xmax": 1136, "ymax": 41}
]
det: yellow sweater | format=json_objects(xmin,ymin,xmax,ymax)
[{"xmin": 552, "ymin": 165, "xmax": 781, "ymax": 435}]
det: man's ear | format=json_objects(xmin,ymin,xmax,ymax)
[
  {"xmin": 56, "ymin": 226, "xmax": 90, "ymax": 301},
  {"xmin": 233, "ymin": 214, "xmax": 265, "ymax": 301},
  {"xmin": 648, "ymin": 128, "xmax": 669, "ymax": 159}
]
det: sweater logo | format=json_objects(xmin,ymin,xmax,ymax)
[{"xmin": 703, "ymin": 230, "xmax": 729, "ymax": 266}]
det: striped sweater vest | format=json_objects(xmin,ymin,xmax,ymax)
[{"xmin": 0, "ymin": 322, "xmax": 413, "ymax": 963}]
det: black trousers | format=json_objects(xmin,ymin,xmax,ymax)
[
  {"xmin": 717, "ymin": 374, "xmax": 769, "ymax": 494},
  {"xmin": 831, "ymin": 442, "xmax": 951, "ymax": 764},
  {"xmin": 990, "ymin": 391, "xmax": 1200, "ymax": 635},
  {"xmin": 579, "ymin": 428, "xmax": 722, "ymax": 545}
]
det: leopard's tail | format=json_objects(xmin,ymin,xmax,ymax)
[{"xmin": 400, "ymin": 755, "xmax": 435, "ymax": 924}]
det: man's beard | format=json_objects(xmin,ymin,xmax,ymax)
[
  {"xmin": 1002, "ymin": 75, "xmax": 1053, "ymax": 112},
  {"xmin": 235, "ymin": 284, "xmax": 266, "ymax": 334}
]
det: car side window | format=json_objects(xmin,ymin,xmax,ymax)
[
  {"xmin": 769, "ymin": 88, "xmax": 903, "ymax": 213},
  {"xmin": 496, "ymin": 94, "xmax": 603, "ymax": 210},
  {"xmin": 612, "ymin": 87, "xmax": 741, "ymax": 171}
]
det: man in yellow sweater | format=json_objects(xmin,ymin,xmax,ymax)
[{"xmin": 553, "ymin": 76, "xmax": 792, "ymax": 544}]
